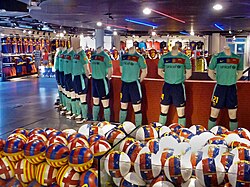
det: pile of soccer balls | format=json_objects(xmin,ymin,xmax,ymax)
[
  {"xmin": 0, "ymin": 121, "xmax": 135, "ymax": 187},
  {"xmin": 103, "ymin": 123, "xmax": 250, "ymax": 187},
  {"xmin": 0, "ymin": 121, "xmax": 249, "ymax": 187}
]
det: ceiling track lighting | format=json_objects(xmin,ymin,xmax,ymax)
[
  {"xmin": 214, "ymin": 23, "xmax": 224, "ymax": 31},
  {"xmin": 105, "ymin": 23, "xmax": 134, "ymax": 31},
  {"xmin": 125, "ymin": 18, "xmax": 158, "ymax": 28}
]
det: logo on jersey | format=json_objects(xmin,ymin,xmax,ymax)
[
  {"xmin": 163, "ymin": 58, "xmax": 185, "ymax": 64},
  {"xmin": 217, "ymin": 58, "xmax": 239, "ymax": 64},
  {"xmin": 65, "ymin": 55, "xmax": 71, "ymax": 60},
  {"xmin": 60, "ymin": 54, "xmax": 65, "ymax": 59},
  {"xmin": 122, "ymin": 55, "xmax": 139, "ymax": 62},
  {"xmin": 91, "ymin": 55, "xmax": 104, "ymax": 62},
  {"xmin": 74, "ymin": 54, "xmax": 80, "ymax": 60}
]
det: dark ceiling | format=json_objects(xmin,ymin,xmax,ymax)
[{"xmin": 1, "ymin": 0, "xmax": 250, "ymax": 35}]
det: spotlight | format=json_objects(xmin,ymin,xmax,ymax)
[
  {"xmin": 152, "ymin": 31, "xmax": 156, "ymax": 36},
  {"xmin": 143, "ymin": 7, "xmax": 151, "ymax": 15},
  {"xmin": 229, "ymin": 30, "xmax": 232, "ymax": 34},
  {"xmin": 28, "ymin": 30, "xmax": 32, "ymax": 34},
  {"xmin": 59, "ymin": 33, "xmax": 64, "ymax": 37},
  {"xmin": 63, "ymin": 30, "xmax": 66, "ymax": 34},
  {"xmin": 113, "ymin": 31, "xmax": 118, "ymax": 35},
  {"xmin": 213, "ymin": 4, "xmax": 223, "ymax": 10},
  {"xmin": 97, "ymin": 22, "xmax": 102, "ymax": 27},
  {"xmin": 53, "ymin": 30, "xmax": 56, "ymax": 34},
  {"xmin": 106, "ymin": 26, "xmax": 111, "ymax": 30},
  {"xmin": 23, "ymin": 30, "xmax": 26, "ymax": 33},
  {"xmin": 190, "ymin": 31, "xmax": 195, "ymax": 36}
]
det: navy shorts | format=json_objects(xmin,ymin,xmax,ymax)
[
  {"xmin": 92, "ymin": 78, "xmax": 110, "ymax": 99},
  {"xmin": 211, "ymin": 84, "xmax": 237, "ymax": 109},
  {"xmin": 55, "ymin": 70, "xmax": 60, "ymax": 84},
  {"xmin": 59, "ymin": 71, "xmax": 65, "ymax": 87},
  {"xmin": 161, "ymin": 82, "xmax": 186, "ymax": 107},
  {"xmin": 121, "ymin": 80, "xmax": 142, "ymax": 104},
  {"xmin": 73, "ymin": 74, "xmax": 88, "ymax": 94},
  {"xmin": 64, "ymin": 73, "xmax": 73, "ymax": 91}
]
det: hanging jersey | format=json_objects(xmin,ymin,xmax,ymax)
[
  {"xmin": 139, "ymin": 42, "xmax": 147, "ymax": 49},
  {"xmin": 158, "ymin": 52, "xmax": 191, "ymax": 84},
  {"xmin": 190, "ymin": 41, "xmax": 196, "ymax": 50},
  {"xmin": 64, "ymin": 50, "xmax": 75, "ymax": 75},
  {"xmin": 54, "ymin": 50, "xmax": 62, "ymax": 71},
  {"xmin": 197, "ymin": 41, "xmax": 204, "ymax": 50},
  {"xmin": 160, "ymin": 41, "xmax": 167, "ymax": 49},
  {"xmin": 133, "ymin": 41, "xmax": 139, "ymax": 48},
  {"xmin": 90, "ymin": 51, "xmax": 112, "ymax": 79},
  {"xmin": 58, "ymin": 50, "xmax": 67, "ymax": 72},
  {"xmin": 120, "ymin": 52, "xmax": 147, "ymax": 83},
  {"xmin": 154, "ymin": 41, "xmax": 160, "ymax": 51},
  {"xmin": 209, "ymin": 52, "xmax": 243, "ymax": 85},
  {"xmin": 148, "ymin": 49, "xmax": 158, "ymax": 59},
  {"xmin": 175, "ymin": 41, "xmax": 182, "ymax": 49},
  {"xmin": 72, "ymin": 50, "xmax": 88, "ymax": 76}
]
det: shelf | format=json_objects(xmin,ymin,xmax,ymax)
[
  {"xmin": 3, "ymin": 63, "xmax": 15, "ymax": 65},
  {"xmin": 2, "ymin": 53, "xmax": 33, "ymax": 57}
]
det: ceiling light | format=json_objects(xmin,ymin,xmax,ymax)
[
  {"xmin": 150, "ymin": 9, "xmax": 185, "ymax": 23},
  {"xmin": 190, "ymin": 31, "xmax": 195, "ymax": 36},
  {"xmin": 59, "ymin": 33, "xmax": 64, "ymax": 37},
  {"xmin": 132, "ymin": 35, "xmax": 136, "ymax": 38},
  {"xmin": 143, "ymin": 7, "xmax": 151, "ymax": 15},
  {"xmin": 28, "ymin": 30, "xmax": 32, "ymax": 34},
  {"xmin": 23, "ymin": 30, "xmax": 26, "ymax": 33},
  {"xmin": 152, "ymin": 31, "xmax": 156, "ymax": 36},
  {"xmin": 53, "ymin": 30, "xmax": 56, "ymax": 34},
  {"xmin": 105, "ymin": 23, "xmax": 134, "ymax": 31},
  {"xmin": 63, "ymin": 30, "xmax": 66, "ymax": 34},
  {"xmin": 214, "ymin": 23, "xmax": 224, "ymax": 31},
  {"xmin": 229, "ymin": 30, "xmax": 232, "ymax": 34},
  {"xmin": 113, "ymin": 31, "xmax": 118, "ymax": 35},
  {"xmin": 213, "ymin": 4, "xmax": 223, "ymax": 10},
  {"xmin": 56, "ymin": 34, "xmax": 59, "ymax": 37},
  {"xmin": 106, "ymin": 26, "xmax": 111, "ymax": 29},
  {"xmin": 97, "ymin": 22, "xmax": 102, "ymax": 27},
  {"xmin": 125, "ymin": 18, "xmax": 158, "ymax": 28}
]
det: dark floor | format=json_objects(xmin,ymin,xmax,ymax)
[{"xmin": 0, "ymin": 77, "xmax": 79, "ymax": 139}]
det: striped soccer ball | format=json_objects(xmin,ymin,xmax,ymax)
[
  {"xmin": 15, "ymin": 158, "xmax": 36, "ymax": 183},
  {"xmin": 56, "ymin": 165, "xmax": 80, "ymax": 187},
  {"xmin": 24, "ymin": 139, "xmax": 47, "ymax": 164},
  {"xmin": 79, "ymin": 168, "xmax": 98, "ymax": 187},
  {"xmin": 104, "ymin": 151, "xmax": 131, "ymax": 178},
  {"xmin": 3, "ymin": 137, "xmax": 25, "ymax": 162},
  {"xmin": 69, "ymin": 147, "xmax": 94, "ymax": 172},
  {"xmin": 136, "ymin": 125, "xmax": 158, "ymax": 141},
  {"xmin": 0, "ymin": 156, "xmax": 15, "ymax": 180},
  {"xmin": 36, "ymin": 162, "xmax": 58, "ymax": 186},
  {"xmin": 67, "ymin": 137, "xmax": 89, "ymax": 151},
  {"xmin": 90, "ymin": 140, "xmax": 111, "ymax": 158}
]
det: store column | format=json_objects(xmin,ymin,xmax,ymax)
[
  {"xmin": 95, "ymin": 29, "xmax": 104, "ymax": 48},
  {"xmin": 211, "ymin": 33, "xmax": 220, "ymax": 54},
  {"xmin": 113, "ymin": 35, "xmax": 120, "ymax": 50}
]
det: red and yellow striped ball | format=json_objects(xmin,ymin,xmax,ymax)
[
  {"xmin": 50, "ymin": 183, "xmax": 60, "ymax": 187},
  {"xmin": 234, "ymin": 128, "xmax": 250, "ymax": 140},
  {"xmin": 45, "ymin": 143, "xmax": 70, "ymax": 167},
  {"xmin": 24, "ymin": 139, "xmax": 46, "ymax": 164},
  {"xmin": 90, "ymin": 140, "xmax": 111, "ymax": 158},
  {"xmin": 5, "ymin": 178, "xmax": 24, "ymax": 187},
  {"xmin": 67, "ymin": 133, "xmax": 87, "ymax": 142},
  {"xmin": 0, "ymin": 139, "xmax": 5, "ymax": 158},
  {"xmin": 0, "ymin": 156, "xmax": 15, "ymax": 180},
  {"xmin": 160, "ymin": 149, "xmax": 174, "ymax": 168},
  {"xmin": 88, "ymin": 134, "xmax": 106, "ymax": 146},
  {"xmin": 79, "ymin": 168, "xmax": 98, "ymax": 187},
  {"xmin": 231, "ymin": 147, "xmax": 250, "ymax": 161},
  {"xmin": 178, "ymin": 128, "xmax": 195, "ymax": 141},
  {"xmin": 168, "ymin": 123, "xmax": 184, "ymax": 132},
  {"xmin": 207, "ymin": 136, "xmax": 227, "ymax": 147},
  {"xmin": 136, "ymin": 125, "xmax": 158, "ymax": 141},
  {"xmin": 228, "ymin": 160, "xmax": 250, "ymax": 187},
  {"xmin": 210, "ymin": 126, "xmax": 229, "ymax": 135},
  {"xmin": 35, "ymin": 162, "xmax": 58, "ymax": 186},
  {"xmin": 104, "ymin": 151, "xmax": 131, "ymax": 178},
  {"xmin": 44, "ymin": 127, "xmax": 57, "ymax": 136},
  {"xmin": 27, "ymin": 134, "xmax": 47, "ymax": 143},
  {"xmin": 119, "ymin": 138, "xmax": 136, "ymax": 153},
  {"xmin": 8, "ymin": 133, "xmax": 28, "ymax": 142},
  {"xmin": 62, "ymin": 129, "xmax": 77, "ymax": 138},
  {"xmin": 125, "ymin": 142, "xmax": 144, "ymax": 165},
  {"xmin": 47, "ymin": 136, "xmax": 68, "ymax": 146},
  {"xmin": 105, "ymin": 129, "xmax": 126, "ymax": 144},
  {"xmin": 195, "ymin": 157, "xmax": 225, "ymax": 186},
  {"xmin": 4, "ymin": 137, "xmax": 25, "ymax": 161},
  {"xmin": 164, "ymin": 155, "xmax": 192, "ymax": 185},
  {"xmin": 15, "ymin": 158, "xmax": 36, "ymax": 183},
  {"xmin": 146, "ymin": 139, "xmax": 159, "ymax": 154},
  {"xmin": 69, "ymin": 147, "xmax": 94, "ymax": 172},
  {"xmin": 78, "ymin": 124, "xmax": 103, "ymax": 138},
  {"xmin": 56, "ymin": 165, "xmax": 80, "ymax": 187},
  {"xmin": 134, "ymin": 151, "xmax": 161, "ymax": 180},
  {"xmin": 189, "ymin": 125, "xmax": 207, "ymax": 135},
  {"xmin": 28, "ymin": 128, "xmax": 47, "ymax": 137},
  {"xmin": 47, "ymin": 131, "xmax": 66, "ymax": 140},
  {"xmin": 12, "ymin": 128, "xmax": 29, "ymax": 136},
  {"xmin": 67, "ymin": 137, "xmax": 89, "ymax": 151},
  {"xmin": 150, "ymin": 175, "xmax": 174, "ymax": 187}
]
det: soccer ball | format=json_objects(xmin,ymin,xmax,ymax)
[
  {"xmin": 0, "ymin": 156, "xmax": 15, "ymax": 180},
  {"xmin": 56, "ymin": 165, "xmax": 80, "ymax": 187},
  {"xmin": 119, "ymin": 172, "xmax": 146, "ymax": 187},
  {"xmin": 24, "ymin": 139, "xmax": 46, "ymax": 164},
  {"xmin": 67, "ymin": 137, "xmax": 89, "ymax": 150},
  {"xmin": 136, "ymin": 125, "xmax": 158, "ymax": 141},
  {"xmin": 35, "ymin": 162, "xmax": 58, "ymax": 186},
  {"xmin": 15, "ymin": 158, "xmax": 36, "ymax": 183},
  {"xmin": 79, "ymin": 168, "xmax": 98, "ymax": 187}
]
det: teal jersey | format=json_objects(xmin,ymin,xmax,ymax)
[
  {"xmin": 120, "ymin": 52, "xmax": 147, "ymax": 82},
  {"xmin": 72, "ymin": 50, "xmax": 88, "ymax": 76},
  {"xmin": 209, "ymin": 52, "xmax": 243, "ymax": 85},
  {"xmin": 158, "ymin": 52, "xmax": 192, "ymax": 84},
  {"xmin": 64, "ymin": 50, "xmax": 75, "ymax": 75},
  {"xmin": 58, "ymin": 50, "xmax": 67, "ymax": 72},
  {"xmin": 54, "ymin": 50, "xmax": 62, "ymax": 70},
  {"xmin": 90, "ymin": 51, "xmax": 112, "ymax": 79}
]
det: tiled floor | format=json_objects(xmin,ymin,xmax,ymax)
[{"xmin": 0, "ymin": 77, "xmax": 80, "ymax": 139}]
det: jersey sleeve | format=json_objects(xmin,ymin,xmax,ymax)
[
  {"xmin": 104, "ymin": 54, "xmax": 113, "ymax": 68},
  {"xmin": 81, "ymin": 52, "xmax": 89, "ymax": 65},
  {"xmin": 237, "ymin": 56, "xmax": 244, "ymax": 71},
  {"xmin": 184, "ymin": 55, "xmax": 192, "ymax": 69},
  {"xmin": 158, "ymin": 56, "xmax": 164, "ymax": 69},
  {"xmin": 208, "ymin": 55, "xmax": 217, "ymax": 70},
  {"xmin": 138, "ymin": 56, "xmax": 147, "ymax": 69}
]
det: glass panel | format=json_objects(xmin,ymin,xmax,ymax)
[
  {"xmin": 228, "ymin": 43, "xmax": 235, "ymax": 53},
  {"xmin": 237, "ymin": 44, "xmax": 245, "ymax": 54}
]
